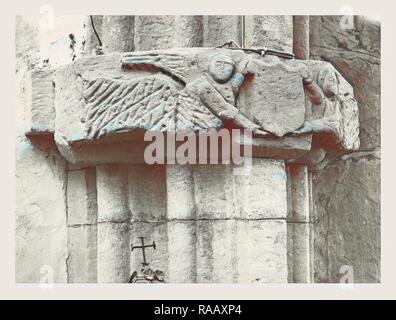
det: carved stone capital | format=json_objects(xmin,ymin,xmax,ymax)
[{"xmin": 27, "ymin": 48, "xmax": 360, "ymax": 165}]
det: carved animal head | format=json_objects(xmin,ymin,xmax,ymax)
[{"xmin": 317, "ymin": 65, "xmax": 338, "ymax": 99}]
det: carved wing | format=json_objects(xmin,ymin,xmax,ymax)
[
  {"xmin": 84, "ymin": 75, "xmax": 222, "ymax": 140},
  {"xmin": 84, "ymin": 76, "xmax": 172, "ymax": 139},
  {"xmin": 121, "ymin": 52, "xmax": 192, "ymax": 85}
]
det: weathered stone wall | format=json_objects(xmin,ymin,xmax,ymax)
[
  {"xmin": 309, "ymin": 16, "xmax": 381, "ymax": 283},
  {"xmin": 15, "ymin": 16, "xmax": 85, "ymax": 282}
]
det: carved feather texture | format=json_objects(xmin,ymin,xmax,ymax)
[
  {"xmin": 335, "ymin": 71, "xmax": 360, "ymax": 151},
  {"xmin": 83, "ymin": 75, "xmax": 221, "ymax": 139},
  {"xmin": 122, "ymin": 53, "xmax": 191, "ymax": 84},
  {"xmin": 339, "ymin": 96, "xmax": 360, "ymax": 150}
]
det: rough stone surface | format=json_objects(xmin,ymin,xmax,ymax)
[
  {"xmin": 238, "ymin": 56, "xmax": 306, "ymax": 137},
  {"xmin": 96, "ymin": 165, "xmax": 130, "ymax": 223},
  {"xmin": 130, "ymin": 222, "xmax": 168, "ymax": 279},
  {"xmin": 193, "ymin": 159, "xmax": 288, "ymax": 283},
  {"xmin": 174, "ymin": 16, "xmax": 203, "ymax": 47},
  {"xmin": 312, "ymin": 152, "xmax": 380, "ymax": 283},
  {"xmin": 196, "ymin": 220, "xmax": 234, "ymax": 283},
  {"xmin": 291, "ymin": 223, "xmax": 310, "ymax": 282},
  {"xmin": 134, "ymin": 16, "xmax": 175, "ymax": 50},
  {"xmin": 15, "ymin": 134, "xmax": 68, "ymax": 283},
  {"xmin": 238, "ymin": 159, "xmax": 287, "ymax": 219},
  {"xmin": 102, "ymin": 16, "xmax": 134, "ymax": 53},
  {"xmin": 97, "ymin": 222, "xmax": 130, "ymax": 283},
  {"xmin": 196, "ymin": 219, "xmax": 288, "ymax": 283},
  {"xmin": 67, "ymin": 225, "xmax": 97, "ymax": 283},
  {"xmin": 65, "ymin": 168, "xmax": 97, "ymax": 283},
  {"xmin": 193, "ymin": 165, "xmax": 236, "ymax": 219},
  {"xmin": 167, "ymin": 165, "xmax": 195, "ymax": 220},
  {"xmin": 128, "ymin": 164, "xmax": 167, "ymax": 222},
  {"xmin": 96, "ymin": 165, "xmax": 131, "ymax": 283},
  {"xmin": 66, "ymin": 168, "xmax": 97, "ymax": 226},
  {"xmin": 192, "ymin": 159, "xmax": 287, "ymax": 220},
  {"xmin": 166, "ymin": 165, "xmax": 196, "ymax": 282},
  {"xmin": 245, "ymin": 15, "xmax": 293, "ymax": 52},
  {"xmin": 250, "ymin": 134, "xmax": 312, "ymax": 160},
  {"xmin": 310, "ymin": 16, "xmax": 381, "ymax": 283},
  {"xmin": 128, "ymin": 165, "xmax": 168, "ymax": 279},
  {"xmin": 310, "ymin": 16, "xmax": 380, "ymax": 151},
  {"xmin": 235, "ymin": 220, "xmax": 288, "ymax": 283},
  {"xmin": 287, "ymin": 165, "xmax": 309, "ymax": 223},
  {"xmin": 15, "ymin": 16, "xmax": 83, "ymax": 283},
  {"xmin": 28, "ymin": 69, "xmax": 55, "ymax": 134},
  {"xmin": 82, "ymin": 15, "xmax": 103, "ymax": 56},
  {"xmin": 167, "ymin": 221, "xmax": 197, "ymax": 283},
  {"xmin": 203, "ymin": 16, "xmax": 241, "ymax": 46}
]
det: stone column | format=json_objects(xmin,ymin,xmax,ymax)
[
  {"xmin": 93, "ymin": 16, "xmax": 134, "ymax": 283},
  {"xmin": 82, "ymin": 15, "xmax": 103, "ymax": 56},
  {"xmin": 194, "ymin": 165, "xmax": 236, "ymax": 283},
  {"xmin": 166, "ymin": 165, "xmax": 196, "ymax": 283},
  {"xmin": 293, "ymin": 16, "xmax": 310, "ymax": 60},
  {"xmin": 193, "ymin": 160, "xmax": 289, "ymax": 283},
  {"xmin": 203, "ymin": 16, "xmax": 242, "ymax": 46},
  {"xmin": 102, "ymin": 16, "xmax": 134, "ymax": 52},
  {"xmin": 96, "ymin": 165, "xmax": 131, "ymax": 283},
  {"xmin": 286, "ymin": 164, "xmax": 311, "ymax": 283},
  {"xmin": 134, "ymin": 16, "xmax": 175, "ymax": 50},
  {"xmin": 243, "ymin": 16, "xmax": 293, "ymax": 283},
  {"xmin": 288, "ymin": 15, "xmax": 311, "ymax": 283},
  {"xmin": 66, "ymin": 167, "xmax": 97, "ymax": 283},
  {"xmin": 174, "ymin": 16, "xmax": 203, "ymax": 47},
  {"xmin": 244, "ymin": 15, "xmax": 293, "ymax": 51},
  {"xmin": 235, "ymin": 159, "xmax": 288, "ymax": 283},
  {"xmin": 133, "ymin": 15, "xmax": 204, "ymax": 283},
  {"xmin": 129, "ymin": 164, "xmax": 168, "ymax": 278}
]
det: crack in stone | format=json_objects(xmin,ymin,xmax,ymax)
[
  {"xmin": 286, "ymin": 220, "xmax": 311, "ymax": 224},
  {"xmin": 311, "ymin": 44, "xmax": 380, "ymax": 61},
  {"xmin": 312, "ymin": 149, "xmax": 380, "ymax": 172},
  {"xmin": 65, "ymin": 253, "xmax": 71, "ymax": 283},
  {"xmin": 68, "ymin": 220, "xmax": 129, "ymax": 228},
  {"xmin": 68, "ymin": 217, "xmax": 289, "ymax": 227}
]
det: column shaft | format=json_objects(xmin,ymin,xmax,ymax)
[
  {"xmin": 66, "ymin": 167, "xmax": 97, "ymax": 283},
  {"xmin": 96, "ymin": 165, "xmax": 130, "ymax": 283},
  {"xmin": 244, "ymin": 15, "xmax": 293, "ymax": 51},
  {"xmin": 293, "ymin": 16, "xmax": 310, "ymax": 60},
  {"xmin": 203, "ymin": 16, "xmax": 242, "ymax": 47},
  {"xmin": 174, "ymin": 16, "xmax": 203, "ymax": 47},
  {"xmin": 83, "ymin": 15, "xmax": 103, "ymax": 56},
  {"xmin": 166, "ymin": 165, "xmax": 196, "ymax": 283},
  {"xmin": 102, "ymin": 15, "xmax": 134, "ymax": 52},
  {"xmin": 287, "ymin": 164, "xmax": 311, "ymax": 283}
]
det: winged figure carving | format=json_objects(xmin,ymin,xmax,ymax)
[
  {"xmin": 81, "ymin": 48, "xmax": 359, "ymax": 151},
  {"xmin": 83, "ymin": 50, "xmax": 268, "ymax": 140}
]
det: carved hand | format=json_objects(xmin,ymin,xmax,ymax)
[
  {"xmin": 291, "ymin": 119, "xmax": 337, "ymax": 136},
  {"xmin": 291, "ymin": 122, "xmax": 315, "ymax": 135},
  {"xmin": 233, "ymin": 113, "xmax": 261, "ymax": 132},
  {"xmin": 236, "ymin": 57, "xmax": 250, "ymax": 74}
]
